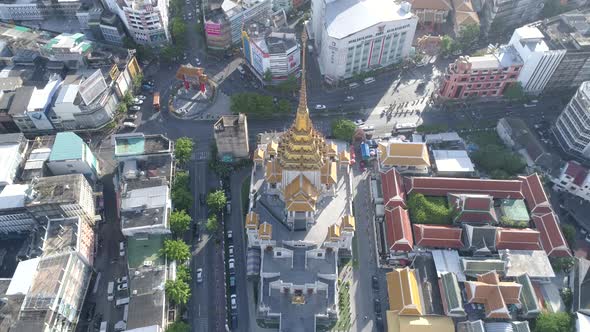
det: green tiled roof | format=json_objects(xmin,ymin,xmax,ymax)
[
  {"xmin": 440, "ymin": 272, "xmax": 465, "ymax": 316},
  {"xmin": 516, "ymin": 274, "xmax": 540, "ymax": 315},
  {"xmin": 462, "ymin": 259, "xmax": 506, "ymax": 276},
  {"xmin": 127, "ymin": 234, "xmax": 165, "ymax": 269},
  {"xmin": 49, "ymin": 132, "xmax": 84, "ymax": 161},
  {"xmin": 500, "ymin": 199, "xmax": 530, "ymax": 222},
  {"xmin": 115, "ymin": 136, "xmax": 145, "ymax": 156},
  {"xmin": 13, "ymin": 26, "xmax": 30, "ymax": 32}
]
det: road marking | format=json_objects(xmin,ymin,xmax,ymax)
[{"xmin": 194, "ymin": 151, "xmax": 210, "ymax": 160}]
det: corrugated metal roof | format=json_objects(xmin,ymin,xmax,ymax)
[{"xmin": 49, "ymin": 132, "xmax": 84, "ymax": 161}]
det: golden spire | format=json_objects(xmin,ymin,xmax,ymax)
[{"xmin": 294, "ymin": 29, "xmax": 311, "ymax": 132}]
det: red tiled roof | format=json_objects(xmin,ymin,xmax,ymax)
[
  {"xmin": 385, "ymin": 207, "xmax": 413, "ymax": 252},
  {"xmin": 449, "ymin": 194, "xmax": 497, "ymax": 223},
  {"xmin": 564, "ymin": 161, "xmax": 588, "ymax": 186},
  {"xmin": 496, "ymin": 228, "xmax": 542, "ymax": 250},
  {"xmin": 413, "ymin": 224, "xmax": 463, "ymax": 248},
  {"xmin": 381, "ymin": 168, "xmax": 407, "ymax": 209},
  {"xmin": 532, "ymin": 212, "xmax": 572, "ymax": 257},
  {"xmin": 405, "ymin": 177, "xmax": 524, "ymax": 199},
  {"xmin": 519, "ymin": 174, "xmax": 552, "ymax": 215},
  {"xmin": 464, "ymin": 271, "xmax": 522, "ymax": 319}
]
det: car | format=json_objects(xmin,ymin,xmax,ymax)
[
  {"xmin": 585, "ymin": 234, "xmax": 590, "ymax": 244},
  {"xmin": 375, "ymin": 312, "xmax": 384, "ymax": 330},
  {"xmin": 372, "ymin": 276, "xmax": 379, "ymax": 290},
  {"xmin": 119, "ymin": 241, "xmax": 125, "ymax": 256},
  {"xmin": 137, "ymin": 95, "xmax": 146, "ymax": 100},
  {"xmin": 228, "ymin": 258, "xmax": 235, "ymax": 270},
  {"xmin": 374, "ymin": 298, "xmax": 382, "ymax": 313},
  {"xmin": 228, "ymin": 245, "xmax": 234, "ymax": 257},
  {"xmin": 227, "ymin": 230, "xmax": 233, "ymax": 240},
  {"xmin": 117, "ymin": 283, "xmax": 128, "ymax": 291},
  {"xmin": 196, "ymin": 268, "xmax": 203, "ymax": 283},
  {"xmin": 581, "ymin": 227, "xmax": 588, "ymax": 235},
  {"xmin": 126, "ymin": 114, "xmax": 138, "ymax": 120},
  {"xmin": 123, "ymin": 122, "xmax": 137, "ymax": 129},
  {"xmin": 354, "ymin": 119, "xmax": 365, "ymax": 126},
  {"xmin": 195, "ymin": 58, "xmax": 201, "ymax": 66},
  {"xmin": 230, "ymin": 294, "xmax": 237, "ymax": 310},
  {"xmin": 361, "ymin": 125, "xmax": 375, "ymax": 132},
  {"xmin": 134, "ymin": 100, "xmax": 144, "ymax": 105},
  {"xmin": 345, "ymin": 96, "xmax": 354, "ymax": 102},
  {"xmin": 130, "ymin": 106, "xmax": 141, "ymax": 112},
  {"xmin": 314, "ymin": 104, "xmax": 327, "ymax": 110},
  {"xmin": 230, "ymin": 314, "xmax": 238, "ymax": 329},
  {"xmin": 229, "ymin": 276, "xmax": 236, "ymax": 288},
  {"xmin": 116, "ymin": 276, "xmax": 128, "ymax": 284}
]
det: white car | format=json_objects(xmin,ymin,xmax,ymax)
[
  {"xmin": 228, "ymin": 258, "xmax": 235, "ymax": 270},
  {"xmin": 137, "ymin": 95, "xmax": 146, "ymax": 100},
  {"xmin": 196, "ymin": 268, "xmax": 203, "ymax": 283},
  {"xmin": 228, "ymin": 245, "xmax": 234, "ymax": 257},
  {"xmin": 116, "ymin": 276, "xmax": 128, "ymax": 284},
  {"xmin": 586, "ymin": 234, "xmax": 590, "ymax": 244},
  {"xmin": 227, "ymin": 230, "xmax": 233, "ymax": 240},
  {"xmin": 230, "ymin": 294, "xmax": 237, "ymax": 310},
  {"xmin": 345, "ymin": 96, "xmax": 354, "ymax": 102},
  {"xmin": 134, "ymin": 100, "xmax": 144, "ymax": 105},
  {"xmin": 117, "ymin": 283, "xmax": 128, "ymax": 291},
  {"xmin": 354, "ymin": 119, "xmax": 364, "ymax": 126},
  {"xmin": 130, "ymin": 106, "xmax": 141, "ymax": 111},
  {"xmin": 195, "ymin": 58, "xmax": 201, "ymax": 66},
  {"xmin": 123, "ymin": 122, "xmax": 137, "ymax": 129},
  {"xmin": 315, "ymin": 104, "xmax": 327, "ymax": 110},
  {"xmin": 126, "ymin": 114, "xmax": 138, "ymax": 120}
]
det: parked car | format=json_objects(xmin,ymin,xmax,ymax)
[
  {"xmin": 228, "ymin": 258, "xmax": 235, "ymax": 270},
  {"xmin": 117, "ymin": 283, "xmax": 128, "ymax": 291},
  {"xmin": 137, "ymin": 95, "xmax": 146, "ymax": 100},
  {"xmin": 372, "ymin": 276, "xmax": 379, "ymax": 290},
  {"xmin": 134, "ymin": 100, "xmax": 144, "ymax": 105},
  {"xmin": 123, "ymin": 122, "xmax": 137, "ymax": 129},
  {"xmin": 195, "ymin": 58, "xmax": 201, "ymax": 66},
  {"xmin": 230, "ymin": 294, "xmax": 237, "ymax": 310},
  {"xmin": 126, "ymin": 114, "xmax": 138, "ymax": 120},
  {"xmin": 119, "ymin": 241, "xmax": 125, "ymax": 256},
  {"xmin": 227, "ymin": 230, "xmax": 233, "ymax": 240},
  {"xmin": 116, "ymin": 276, "xmax": 128, "ymax": 284},
  {"xmin": 374, "ymin": 299, "xmax": 382, "ymax": 313},
  {"xmin": 228, "ymin": 245, "xmax": 234, "ymax": 257},
  {"xmin": 229, "ymin": 276, "xmax": 236, "ymax": 288},
  {"xmin": 130, "ymin": 106, "xmax": 141, "ymax": 111},
  {"xmin": 314, "ymin": 104, "xmax": 327, "ymax": 110},
  {"xmin": 196, "ymin": 268, "xmax": 203, "ymax": 283},
  {"xmin": 354, "ymin": 119, "xmax": 365, "ymax": 126},
  {"xmin": 345, "ymin": 96, "xmax": 354, "ymax": 102}
]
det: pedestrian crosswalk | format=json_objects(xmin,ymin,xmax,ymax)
[{"xmin": 193, "ymin": 151, "xmax": 210, "ymax": 160}]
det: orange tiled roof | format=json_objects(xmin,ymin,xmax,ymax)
[{"xmin": 464, "ymin": 271, "xmax": 521, "ymax": 319}]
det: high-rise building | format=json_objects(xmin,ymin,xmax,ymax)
[
  {"xmin": 310, "ymin": 0, "xmax": 417, "ymax": 83},
  {"xmin": 480, "ymin": 0, "xmax": 543, "ymax": 36},
  {"xmin": 507, "ymin": 26, "xmax": 566, "ymax": 94},
  {"xmin": 0, "ymin": 0, "xmax": 81, "ymax": 21},
  {"xmin": 103, "ymin": 0, "xmax": 171, "ymax": 46},
  {"xmin": 554, "ymin": 81, "xmax": 590, "ymax": 160}
]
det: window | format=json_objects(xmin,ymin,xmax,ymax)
[
  {"xmin": 480, "ymin": 76, "xmax": 485, "ymax": 80},
  {"xmin": 476, "ymin": 84, "xmax": 482, "ymax": 88},
  {"xmin": 491, "ymin": 90, "xmax": 497, "ymax": 95},
  {"xmin": 509, "ymin": 74, "xmax": 517, "ymax": 79},
  {"xmin": 503, "ymin": 67, "xmax": 509, "ymax": 71},
  {"xmin": 499, "ymin": 75, "xmax": 505, "ymax": 79},
  {"xmin": 467, "ymin": 84, "xmax": 473, "ymax": 88},
  {"xmin": 482, "ymin": 91, "xmax": 487, "ymax": 96},
  {"xmin": 495, "ymin": 82, "xmax": 501, "ymax": 87},
  {"xmin": 485, "ymin": 83, "xmax": 491, "ymax": 88},
  {"xmin": 461, "ymin": 77, "xmax": 467, "ymax": 82},
  {"xmin": 470, "ymin": 77, "xmax": 476, "ymax": 82},
  {"xmin": 490, "ymin": 76, "xmax": 495, "ymax": 80}
]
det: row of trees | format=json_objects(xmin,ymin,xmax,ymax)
[{"xmin": 230, "ymin": 93, "xmax": 291, "ymax": 117}]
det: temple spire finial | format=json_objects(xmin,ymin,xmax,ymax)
[{"xmin": 294, "ymin": 29, "xmax": 311, "ymax": 131}]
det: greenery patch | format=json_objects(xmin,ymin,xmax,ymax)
[{"xmin": 407, "ymin": 193, "xmax": 453, "ymax": 225}]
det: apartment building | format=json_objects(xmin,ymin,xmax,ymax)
[
  {"xmin": 439, "ymin": 49, "xmax": 522, "ymax": 99},
  {"xmin": 241, "ymin": 21, "xmax": 300, "ymax": 82},
  {"xmin": 479, "ymin": 0, "xmax": 543, "ymax": 36},
  {"xmin": 103, "ymin": 0, "xmax": 170, "ymax": 46},
  {"xmin": 554, "ymin": 81, "xmax": 590, "ymax": 160},
  {"xmin": 0, "ymin": 0, "xmax": 81, "ymax": 21}
]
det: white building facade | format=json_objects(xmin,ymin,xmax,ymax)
[
  {"xmin": 103, "ymin": 0, "xmax": 170, "ymax": 45},
  {"xmin": 310, "ymin": 0, "xmax": 417, "ymax": 83},
  {"xmin": 508, "ymin": 26, "xmax": 566, "ymax": 94},
  {"xmin": 554, "ymin": 81, "xmax": 590, "ymax": 159}
]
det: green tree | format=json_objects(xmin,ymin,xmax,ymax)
[
  {"xmin": 117, "ymin": 103, "xmax": 127, "ymax": 114},
  {"xmin": 230, "ymin": 93, "xmax": 275, "ymax": 117},
  {"xmin": 277, "ymin": 74, "xmax": 298, "ymax": 94},
  {"xmin": 503, "ymin": 82, "xmax": 526, "ymax": 101},
  {"xmin": 263, "ymin": 69, "xmax": 272, "ymax": 82},
  {"xmin": 440, "ymin": 35, "xmax": 458, "ymax": 56},
  {"xmin": 331, "ymin": 119, "xmax": 357, "ymax": 142},
  {"xmin": 171, "ymin": 17, "xmax": 187, "ymax": 45},
  {"xmin": 165, "ymin": 321, "xmax": 190, "ymax": 332},
  {"xmin": 205, "ymin": 214, "xmax": 219, "ymax": 233},
  {"xmin": 175, "ymin": 137, "xmax": 194, "ymax": 164},
  {"xmin": 550, "ymin": 257, "xmax": 575, "ymax": 273},
  {"xmin": 177, "ymin": 264, "xmax": 191, "ymax": 283},
  {"xmin": 170, "ymin": 209, "xmax": 191, "ymax": 236},
  {"xmin": 162, "ymin": 45, "xmax": 181, "ymax": 62},
  {"xmin": 132, "ymin": 73, "xmax": 144, "ymax": 93},
  {"xmin": 561, "ymin": 224, "xmax": 576, "ymax": 250},
  {"xmin": 123, "ymin": 91, "xmax": 133, "ymax": 106},
  {"xmin": 165, "ymin": 279, "xmax": 191, "ymax": 305},
  {"xmin": 162, "ymin": 239, "xmax": 191, "ymax": 262},
  {"xmin": 277, "ymin": 99, "xmax": 291, "ymax": 113},
  {"xmin": 534, "ymin": 312, "xmax": 572, "ymax": 332},
  {"xmin": 457, "ymin": 24, "xmax": 480, "ymax": 50},
  {"xmin": 407, "ymin": 193, "xmax": 452, "ymax": 225},
  {"xmin": 207, "ymin": 190, "xmax": 227, "ymax": 213}
]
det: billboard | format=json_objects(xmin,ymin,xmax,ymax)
[
  {"xmin": 127, "ymin": 56, "xmax": 141, "ymax": 79},
  {"xmin": 205, "ymin": 22, "xmax": 222, "ymax": 36},
  {"xmin": 250, "ymin": 42, "xmax": 265, "ymax": 75},
  {"xmin": 115, "ymin": 69, "xmax": 131, "ymax": 97}
]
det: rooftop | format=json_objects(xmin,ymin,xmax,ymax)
[
  {"xmin": 114, "ymin": 133, "xmax": 172, "ymax": 158},
  {"xmin": 501, "ymin": 249, "xmax": 554, "ymax": 278},
  {"xmin": 386, "ymin": 312, "xmax": 454, "ymax": 332},
  {"xmin": 432, "ymin": 150, "xmax": 475, "ymax": 173},
  {"xmin": 386, "ymin": 267, "xmax": 423, "ymax": 315},
  {"xmin": 0, "ymin": 141, "xmax": 22, "ymax": 186},
  {"xmin": 541, "ymin": 9, "xmax": 590, "ymax": 51},
  {"xmin": 0, "ymin": 184, "xmax": 29, "ymax": 209},
  {"xmin": 121, "ymin": 185, "xmax": 169, "ymax": 231},
  {"xmin": 499, "ymin": 199, "xmax": 530, "ymax": 222},
  {"xmin": 325, "ymin": 0, "xmax": 415, "ymax": 40},
  {"xmin": 26, "ymin": 173, "xmax": 87, "ymax": 207},
  {"xmin": 432, "ymin": 250, "xmax": 466, "ymax": 282},
  {"xmin": 48, "ymin": 132, "xmax": 85, "ymax": 162},
  {"xmin": 378, "ymin": 141, "xmax": 430, "ymax": 167}
]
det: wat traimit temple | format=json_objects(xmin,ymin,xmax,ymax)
[{"xmin": 246, "ymin": 30, "xmax": 355, "ymax": 331}]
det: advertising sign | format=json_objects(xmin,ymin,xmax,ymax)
[
  {"xmin": 127, "ymin": 56, "xmax": 141, "ymax": 79},
  {"xmin": 205, "ymin": 22, "xmax": 222, "ymax": 36}
]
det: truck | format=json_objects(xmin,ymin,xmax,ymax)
[
  {"xmin": 107, "ymin": 282, "xmax": 114, "ymax": 301},
  {"xmin": 115, "ymin": 297, "xmax": 129, "ymax": 307},
  {"xmin": 153, "ymin": 92, "xmax": 160, "ymax": 111}
]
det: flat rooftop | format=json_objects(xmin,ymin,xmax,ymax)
[
  {"xmin": 325, "ymin": 0, "xmax": 414, "ymax": 39},
  {"xmin": 121, "ymin": 185, "xmax": 168, "ymax": 230},
  {"xmin": 42, "ymin": 217, "xmax": 78, "ymax": 256},
  {"xmin": 501, "ymin": 250, "xmax": 555, "ymax": 279},
  {"xmin": 114, "ymin": 133, "xmax": 171, "ymax": 157},
  {"xmin": 432, "ymin": 150, "xmax": 475, "ymax": 173},
  {"xmin": 26, "ymin": 173, "xmax": 86, "ymax": 207}
]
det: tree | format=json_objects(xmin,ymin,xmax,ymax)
[
  {"xmin": 123, "ymin": 91, "xmax": 133, "ymax": 106},
  {"xmin": 162, "ymin": 239, "xmax": 191, "ymax": 263},
  {"xmin": 175, "ymin": 137, "xmax": 194, "ymax": 164},
  {"xmin": 165, "ymin": 279, "xmax": 191, "ymax": 305},
  {"xmin": 440, "ymin": 35, "xmax": 458, "ymax": 56},
  {"xmin": 504, "ymin": 82, "xmax": 526, "ymax": 101},
  {"xmin": 207, "ymin": 190, "xmax": 227, "ymax": 213},
  {"xmin": 230, "ymin": 93, "xmax": 275, "ymax": 117},
  {"xmin": 331, "ymin": 119, "xmax": 357, "ymax": 142},
  {"xmin": 205, "ymin": 214, "xmax": 219, "ymax": 233},
  {"xmin": 407, "ymin": 193, "xmax": 452, "ymax": 225},
  {"xmin": 550, "ymin": 257, "xmax": 575, "ymax": 273},
  {"xmin": 171, "ymin": 17, "xmax": 187, "ymax": 46},
  {"xmin": 277, "ymin": 74, "xmax": 298, "ymax": 94},
  {"xmin": 132, "ymin": 73, "xmax": 144, "ymax": 93},
  {"xmin": 170, "ymin": 210, "xmax": 191, "ymax": 236},
  {"xmin": 561, "ymin": 224, "xmax": 576, "ymax": 250},
  {"xmin": 263, "ymin": 69, "xmax": 272, "ymax": 82},
  {"xmin": 457, "ymin": 24, "xmax": 480, "ymax": 50},
  {"xmin": 177, "ymin": 264, "xmax": 191, "ymax": 283},
  {"xmin": 117, "ymin": 103, "xmax": 127, "ymax": 114},
  {"xmin": 534, "ymin": 312, "xmax": 572, "ymax": 332},
  {"xmin": 165, "ymin": 321, "xmax": 190, "ymax": 332},
  {"xmin": 162, "ymin": 45, "xmax": 181, "ymax": 62},
  {"xmin": 277, "ymin": 99, "xmax": 291, "ymax": 113}
]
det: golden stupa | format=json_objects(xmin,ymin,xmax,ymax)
[{"xmin": 276, "ymin": 30, "xmax": 329, "ymax": 171}]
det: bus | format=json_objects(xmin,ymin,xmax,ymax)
[
  {"xmin": 393, "ymin": 122, "xmax": 417, "ymax": 134},
  {"xmin": 153, "ymin": 92, "xmax": 160, "ymax": 111}
]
